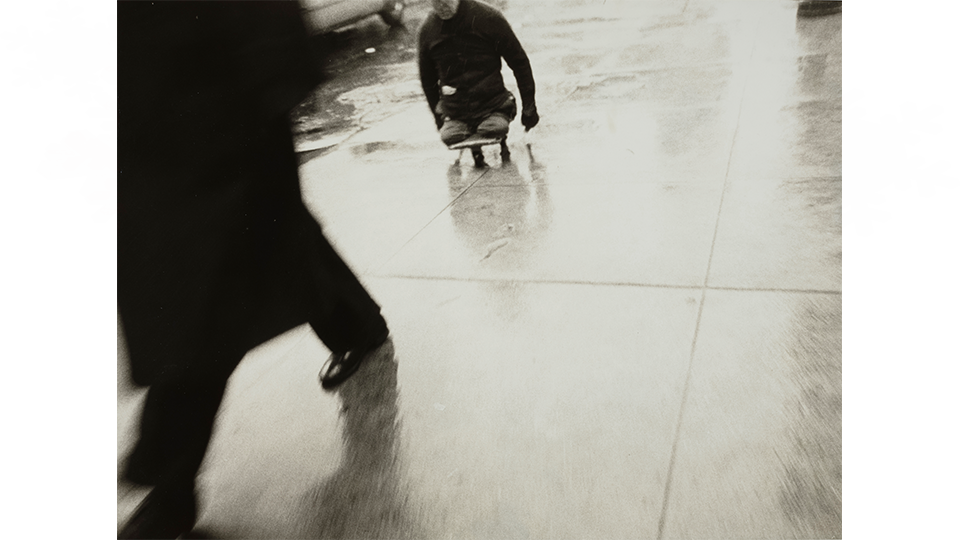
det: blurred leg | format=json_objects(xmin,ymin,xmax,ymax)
[
  {"xmin": 125, "ymin": 367, "xmax": 234, "ymax": 487},
  {"xmin": 304, "ymin": 220, "xmax": 388, "ymax": 355},
  {"xmin": 121, "ymin": 360, "xmax": 237, "ymax": 538}
]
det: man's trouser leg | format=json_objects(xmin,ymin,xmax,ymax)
[
  {"xmin": 475, "ymin": 113, "xmax": 510, "ymax": 139},
  {"xmin": 304, "ymin": 221, "xmax": 388, "ymax": 355},
  {"xmin": 121, "ymin": 355, "xmax": 239, "ymax": 538},
  {"xmin": 439, "ymin": 118, "xmax": 472, "ymax": 146},
  {"xmin": 125, "ymin": 364, "xmax": 236, "ymax": 490}
]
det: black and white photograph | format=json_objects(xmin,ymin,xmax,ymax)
[
  {"xmin": 3, "ymin": 0, "xmax": 946, "ymax": 538},
  {"xmin": 114, "ymin": 0, "xmax": 847, "ymax": 537}
]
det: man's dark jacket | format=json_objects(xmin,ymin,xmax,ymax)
[
  {"xmin": 418, "ymin": 0, "xmax": 536, "ymax": 122},
  {"xmin": 118, "ymin": 1, "xmax": 380, "ymax": 386}
]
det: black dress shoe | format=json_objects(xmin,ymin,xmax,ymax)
[
  {"xmin": 318, "ymin": 330, "xmax": 389, "ymax": 390},
  {"xmin": 118, "ymin": 485, "xmax": 197, "ymax": 539},
  {"xmin": 798, "ymin": 1, "xmax": 841, "ymax": 17}
]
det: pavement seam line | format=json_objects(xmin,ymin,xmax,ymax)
[
  {"xmin": 365, "ymin": 273, "xmax": 841, "ymax": 296},
  {"xmin": 656, "ymin": 287, "xmax": 707, "ymax": 540},
  {"xmin": 370, "ymin": 165, "xmax": 493, "ymax": 275},
  {"xmin": 655, "ymin": 9, "xmax": 764, "ymax": 539}
]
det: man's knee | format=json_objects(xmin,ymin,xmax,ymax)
[
  {"xmin": 440, "ymin": 119, "xmax": 471, "ymax": 146},
  {"xmin": 476, "ymin": 113, "xmax": 510, "ymax": 138}
]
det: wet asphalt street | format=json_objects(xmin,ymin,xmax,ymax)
[{"xmin": 118, "ymin": 0, "xmax": 841, "ymax": 538}]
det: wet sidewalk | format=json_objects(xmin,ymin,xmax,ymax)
[{"xmin": 118, "ymin": 1, "xmax": 841, "ymax": 538}]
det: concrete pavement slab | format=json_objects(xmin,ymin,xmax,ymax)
[
  {"xmin": 708, "ymin": 174, "xmax": 842, "ymax": 292},
  {"xmin": 362, "ymin": 277, "xmax": 704, "ymax": 539},
  {"xmin": 189, "ymin": 278, "xmax": 704, "ymax": 538},
  {"xmin": 728, "ymin": 97, "xmax": 841, "ymax": 179},
  {"xmin": 660, "ymin": 290, "xmax": 841, "ymax": 539},
  {"xmin": 378, "ymin": 175, "xmax": 724, "ymax": 287},
  {"xmin": 197, "ymin": 326, "xmax": 341, "ymax": 539},
  {"xmin": 518, "ymin": 101, "xmax": 742, "ymax": 184}
]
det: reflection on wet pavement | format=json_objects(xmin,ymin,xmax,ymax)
[
  {"xmin": 291, "ymin": 8, "xmax": 425, "ymax": 153},
  {"xmin": 298, "ymin": 340, "xmax": 426, "ymax": 539},
  {"xmin": 447, "ymin": 154, "xmax": 553, "ymax": 267}
]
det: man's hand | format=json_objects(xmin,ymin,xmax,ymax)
[{"xmin": 521, "ymin": 104, "xmax": 539, "ymax": 130}]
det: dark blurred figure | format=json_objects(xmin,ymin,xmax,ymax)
[
  {"xmin": 118, "ymin": 2, "xmax": 388, "ymax": 538},
  {"xmin": 797, "ymin": 0, "xmax": 841, "ymax": 17},
  {"xmin": 418, "ymin": 0, "xmax": 539, "ymax": 147}
]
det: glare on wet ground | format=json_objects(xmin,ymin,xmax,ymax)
[{"xmin": 118, "ymin": 1, "xmax": 841, "ymax": 538}]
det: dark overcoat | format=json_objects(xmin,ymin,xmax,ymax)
[{"xmin": 118, "ymin": 1, "xmax": 376, "ymax": 386}]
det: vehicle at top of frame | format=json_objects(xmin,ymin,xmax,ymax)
[{"xmin": 301, "ymin": 0, "xmax": 407, "ymax": 33}]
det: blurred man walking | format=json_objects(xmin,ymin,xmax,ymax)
[{"xmin": 118, "ymin": 2, "xmax": 389, "ymax": 537}]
